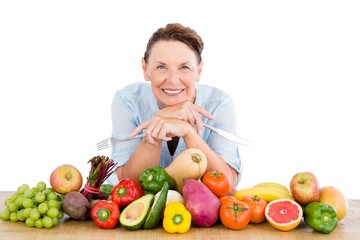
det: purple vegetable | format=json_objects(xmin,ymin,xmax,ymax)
[{"xmin": 182, "ymin": 179, "xmax": 220, "ymax": 227}]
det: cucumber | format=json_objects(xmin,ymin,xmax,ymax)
[
  {"xmin": 143, "ymin": 181, "xmax": 169, "ymax": 229},
  {"xmin": 119, "ymin": 194, "xmax": 154, "ymax": 230}
]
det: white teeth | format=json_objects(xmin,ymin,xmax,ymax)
[{"xmin": 164, "ymin": 89, "xmax": 182, "ymax": 94}]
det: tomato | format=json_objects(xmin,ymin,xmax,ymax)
[
  {"xmin": 241, "ymin": 195, "xmax": 267, "ymax": 224},
  {"xmin": 219, "ymin": 195, "xmax": 238, "ymax": 205},
  {"xmin": 201, "ymin": 170, "xmax": 231, "ymax": 197},
  {"xmin": 219, "ymin": 200, "xmax": 251, "ymax": 230}
]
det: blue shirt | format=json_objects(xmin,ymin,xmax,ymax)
[{"xmin": 107, "ymin": 82, "xmax": 242, "ymax": 184}]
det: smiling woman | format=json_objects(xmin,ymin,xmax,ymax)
[
  {"xmin": 0, "ymin": 1, "xmax": 359, "ymax": 200},
  {"xmin": 142, "ymin": 40, "xmax": 200, "ymax": 110},
  {"xmin": 109, "ymin": 23, "xmax": 242, "ymax": 189}
]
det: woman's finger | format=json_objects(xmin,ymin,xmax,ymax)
[
  {"xmin": 193, "ymin": 104, "xmax": 214, "ymax": 120},
  {"xmin": 129, "ymin": 120, "xmax": 150, "ymax": 137}
]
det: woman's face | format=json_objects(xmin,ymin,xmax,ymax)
[{"xmin": 142, "ymin": 40, "xmax": 203, "ymax": 109}]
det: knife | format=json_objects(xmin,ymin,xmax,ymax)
[
  {"xmin": 99, "ymin": 124, "xmax": 252, "ymax": 150},
  {"xmin": 203, "ymin": 123, "xmax": 252, "ymax": 146}
]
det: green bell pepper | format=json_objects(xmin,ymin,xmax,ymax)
[
  {"xmin": 304, "ymin": 202, "xmax": 338, "ymax": 234},
  {"xmin": 139, "ymin": 166, "xmax": 175, "ymax": 194}
]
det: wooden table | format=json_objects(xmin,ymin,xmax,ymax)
[{"xmin": 0, "ymin": 191, "xmax": 359, "ymax": 240}]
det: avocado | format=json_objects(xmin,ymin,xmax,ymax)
[
  {"xmin": 119, "ymin": 194, "xmax": 154, "ymax": 230},
  {"xmin": 143, "ymin": 181, "xmax": 169, "ymax": 229}
]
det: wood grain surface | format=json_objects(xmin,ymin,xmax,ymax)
[{"xmin": 0, "ymin": 191, "xmax": 358, "ymax": 240}]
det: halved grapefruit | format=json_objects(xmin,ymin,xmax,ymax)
[{"xmin": 265, "ymin": 199, "xmax": 303, "ymax": 231}]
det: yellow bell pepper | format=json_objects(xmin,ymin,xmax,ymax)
[{"xmin": 162, "ymin": 202, "xmax": 191, "ymax": 233}]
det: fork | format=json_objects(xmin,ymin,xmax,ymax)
[
  {"xmin": 97, "ymin": 124, "xmax": 251, "ymax": 151},
  {"xmin": 96, "ymin": 134, "xmax": 145, "ymax": 151}
]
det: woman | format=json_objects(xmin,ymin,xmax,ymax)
[{"xmin": 108, "ymin": 23, "xmax": 242, "ymax": 189}]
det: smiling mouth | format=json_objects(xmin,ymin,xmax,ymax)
[{"xmin": 162, "ymin": 89, "xmax": 184, "ymax": 95}]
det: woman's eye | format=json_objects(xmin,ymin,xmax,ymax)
[
  {"xmin": 157, "ymin": 65, "xmax": 166, "ymax": 70},
  {"xmin": 180, "ymin": 66, "xmax": 190, "ymax": 70}
]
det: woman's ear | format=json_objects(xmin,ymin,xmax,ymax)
[
  {"xmin": 196, "ymin": 60, "xmax": 203, "ymax": 83},
  {"xmin": 142, "ymin": 58, "xmax": 150, "ymax": 81}
]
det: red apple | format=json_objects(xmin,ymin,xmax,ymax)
[
  {"xmin": 289, "ymin": 171, "xmax": 320, "ymax": 205},
  {"xmin": 50, "ymin": 164, "xmax": 83, "ymax": 195}
]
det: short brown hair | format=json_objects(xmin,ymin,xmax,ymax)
[{"xmin": 143, "ymin": 23, "xmax": 204, "ymax": 64}]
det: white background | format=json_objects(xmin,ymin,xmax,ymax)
[{"xmin": 1, "ymin": 1, "xmax": 359, "ymax": 199}]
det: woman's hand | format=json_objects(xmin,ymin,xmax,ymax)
[
  {"xmin": 155, "ymin": 101, "xmax": 214, "ymax": 133},
  {"xmin": 130, "ymin": 117, "xmax": 195, "ymax": 145},
  {"xmin": 130, "ymin": 101, "xmax": 213, "ymax": 145}
]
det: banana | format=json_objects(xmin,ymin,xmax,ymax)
[
  {"xmin": 233, "ymin": 186, "xmax": 294, "ymax": 203},
  {"xmin": 252, "ymin": 182, "xmax": 290, "ymax": 193}
]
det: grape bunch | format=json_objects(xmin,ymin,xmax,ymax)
[{"xmin": 0, "ymin": 181, "xmax": 64, "ymax": 228}]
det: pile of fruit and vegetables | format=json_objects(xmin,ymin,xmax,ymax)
[{"xmin": 0, "ymin": 148, "xmax": 348, "ymax": 235}]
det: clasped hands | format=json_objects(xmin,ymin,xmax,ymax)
[{"xmin": 130, "ymin": 101, "xmax": 214, "ymax": 145}]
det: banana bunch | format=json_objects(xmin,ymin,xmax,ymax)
[
  {"xmin": 252, "ymin": 182, "xmax": 290, "ymax": 193},
  {"xmin": 233, "ymin": 182, "xmax": 293, "ymax": 203}
]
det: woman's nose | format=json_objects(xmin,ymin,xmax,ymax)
[{"xmin": 167, "ymin": 68, "xmax": 180, "ymax": 82}]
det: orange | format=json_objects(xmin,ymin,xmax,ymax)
[
  {"xmin": 319, "ymin": 186, "xmax": 348, "ymax": 221},
  {"xmin": 265, "ymin": 199, "xmax": 303, "ymax": 231}
]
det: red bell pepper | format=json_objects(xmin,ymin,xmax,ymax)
[
  {"xmin": 90, "ymin": 200, "xmax": 120, "ymax": 229},
  {"xmin": 111, "ymin": 177, "xmax": 144, "ymax": 208}
]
